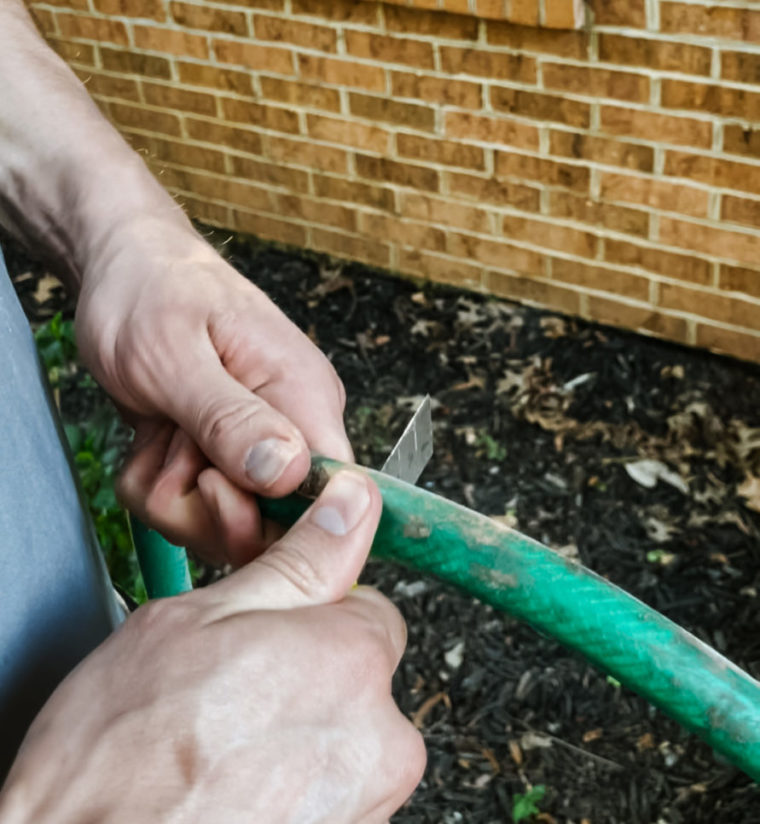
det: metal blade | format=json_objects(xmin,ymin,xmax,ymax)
[{"xmin": 381, "ymin": 395, "xmax": 433, "ymax": 485}]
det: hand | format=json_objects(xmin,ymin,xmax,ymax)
[
  {"xmin": 0, "ymin": 471, "xmax": 425, "ymax": 823},
  {"xmin": 75, "ymin": 216, "xmax": 353, "ymax": 566}
]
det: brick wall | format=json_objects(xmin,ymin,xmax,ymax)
[{"xmin": 28, "ymin": 0, "xmax": 760, "ymax": 362}]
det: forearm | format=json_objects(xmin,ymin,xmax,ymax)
[{"xmin": 0, "ymin": 1, "xmax": 191, "ymax": 292}]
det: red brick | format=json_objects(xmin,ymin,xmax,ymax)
[
  {"xmin": 660, "ymin": 3, "xmax": 760, "ymax": 43},
  {"xmin": 486, "ymin": 20, "xmax": 589, "ymax": 59},
  {"xmin": 549, "ymin": 191, "xmax": 649, "ymax": 238},
  {"xmin": 696, "ymin": 325, "xmax": 760, "ymax": 362},
  {"xmin": 446, "ymin": 112, "xmax": 539, "ymax": 151},
  {"xmin": 311, "ymin": 228, "xmax": 391, "ymax": 269},
  {"xmin": 265, "ymin": 135, "xmax": 349, "ymax": 173},
  {"xmin": 57, "ymin": 14, "xmax": 129, "ymax": 44},
  {"xmin": 587, "ymin": 296, "xmax": 688, "ymax": 341},
  {"xmin": 186, "ymin": 117, "xmax": 263, "ymax": 154},
  {"xmin": 298, "ymin": 55, "xmax": 385, "ymax": 92},
  {"xmin": 78, "ymin": 70, "xmax": 140, "ymax": 102},
  {"xmin": 290, "ymin": 0, "xmax": 378, "ymax": 25},
  {"xmin": 230, "ymin": 156, "xmax": 311, "ymax": 192},
  {"xmin": 401, "ymin": 192, "xmax": 491, "ymax": 234},
  {"xmin": 543, "ymin": 63, "xmax": 649, "ymax": 103},
  {"xmin": 662, "ymin": 79, "xmax": 760, "ymax": 121},
  {"xmin": 170, "ymin": 2, "xmax": 247, "ymax": 33},
  {"xmin": 660, "ymin": 282, "xmax": 760, "ymax": 329},
  {"xmin": 487, "ymin": 271, "xmax": 581, "ymax": 314},
  {"xmin": 48, "ymin": 38, "xmax": 96, "ymax": 65},
  {"xmin": 134, "ymin": 25, "xmax": 209, "ymax": 57},
  {"xmin": 587, "ymin": 0, "xmax": 645, "ymax": 27},
  {"xmin": 722, "ymin": 52, "xmax": 760, "ymax": 84},
  {"xmin": 503, "ymin": 214, "xmax": 597, "ymax": 257},
  {"xmin": 101, "ymin": 47, "xmax": 172, "ymax": 79},
  {"xmin": 599, "ymin": 34, "xmax": 711, "ymax": 76},
  {"xmin": 448, "ymin": 173, "xmax": 541, "ymax": 212},
  {"xmin": 214, "ymin": 39, "xmax": 294, "ymax": 74},
  {"xmin": 232, "ymin": 210, "xmax": 308, "ymax": 248},
  {"xmin": 491, "ymin": 87, "xmax": 590, "ymax": 128},
  {"xmin": 665, "ymin": 151, "xmax": 760, "ymax": 197},
  {"xmin": 345, "ymin": 31, "xmax": 434, "ymax": 69},
  {"xmin": 545, "ymin": 0, "xmax": 582, "ymax": 29},
  {"xmin": 550, "ymin": 131, "xmax": 654, "ymax": 172},
  {"xmin": 398, "ymin": 248, "xmax": 484, "ymax": 290},
  {"xmin": 385, "ymin": 5, "xmax": 479, "ymax": 40},
  {"xmin": 143, "ymin": 82, "xmax": 217, "ymax": 115},
  {"xmin": 391, "ymin": 71, "xmax": 482, "ymax": 110},
  {"xmin": 507, "ymin": 0, "xmax": 539, "ymax": 26},
  {"xmin": 599, "ymin": 172, "xmax": 709, "ymax": 219},
  {"xmin": 660, "ymin": 217, "xmax": 760, "ymax": 268},
  {"xmin": 260, "ymin": 77, "xmax": 341, "ymax": 112},
  {"xmin": 720, "ymin": 265, "xmax": 760, "ymax": 300},
  {"xmin": 314, "ymin": 174, "xmax": 395, "ymax": 211},
  {"xmin": 108, "ymin": 101, "xmax": 182, "ymax": 135},
  {"xmin": 167, "ymin": 170, "xmax": 274, "ymax": 210},
  {"xmin": 604, "ymin": 239, "xmax": 712, "ymax": 285},
  {"xmin": 349, "ymin": 93, "xmax": 435, "ymax": 131},
  {"xmin": 179, "ymin": 195, "xmax": 230, "ymax": 226},
  {"xmin": 722, "ymin": 194, "xmax": 760, "ymax": 229},
  {"xmin": 397, "ymin": 134, "xmax": 485, "ymax": 170},
  {"xmin": 177, "ymin": 62, "xmax": 253, "ymax": 94},
  {"xmin": 275, "ymin": 193, "xmax": 357, "ymax": 231},
  {"xmin": 356, "ymin": 154, "xmax": 439, "ymax": 191},
  {"xmin": 150, "ymin": 137, "xmax": 227, "ymax": 172},
  {"xmin": 359, "ymin": 212, "xmax": 446, "ymax": 252},
  {"xmin": 448, "ymin": 232, "xmax": 544, "ymax": 273},
  {"xmin": 307, "ymin": 115, "xmax": 390, "ymax": 153},
  {"xmin": 94, "ymin": 0, "xmax": 166, "ymax": 20},
  {"xmin": 495, "ymin": 151, "xmax": 590, "ymax": 192},
  {"xmin": 600, "ymin": 106, "xmax": 712, "ymax": 149},
  {"xmin": 440, "ymin": 47, "xmax": 536, "ymax": 83},
  {"xmin": 253, "ymin": 14, "xmax": 337, "ymax": 52},
  {"xmin": 223, "ymin": 98, "xmax": 301, "ymax": 134},
  {"xmin": 723, "ymin": 124, "xmax": 760, "ymax": 160},
  {"xmin": 551, "ymin": 258, "xmax": 650, "ymax": 301}
]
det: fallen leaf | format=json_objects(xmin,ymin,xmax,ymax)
[
  {"xmin": 625, "ymin": 460, "xmax": 689, "ymax": 495},
  {"xmin": 636, "ymin": 733, "xmax": 655, "ymax": 751},
  {"xmin": 412, "ymin": 692, "xmax": 451, "ymax": 729},
  {"xmin": 738, "ymin": 475, "xmax": 760, "ymax": 513},
  {"xmin": 33, "ymin": 273, "xmax": 61, "ymax": 303},
  {"xmin": 519, "ymin": 732, "xmax": 552, "ymax": 751},
  {"xmin": 508, "ymin": 739, "xmax": 523, "ymax": 766},
  {"xmin": 582, "ymin": 728, "xmax": 602, "ymax": 743}
]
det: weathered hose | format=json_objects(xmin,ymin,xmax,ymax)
[{"xmin": 135, "ymin": 456, "xmax": 760, "ymax": 781}]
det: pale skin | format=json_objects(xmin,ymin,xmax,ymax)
[{"xmin": 0, "ymin": 1, "xmax": 426, "ymax": 819}]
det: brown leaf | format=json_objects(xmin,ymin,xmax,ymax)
[
  {"xmin": 412, "ymin": 691, "xmax": 450, "ymax": 729},
  {"xmin": 508, "ymin": 739, "xmax": 523, "ymax": 766},
  {"xmin": 582, "ymin": 728, "xmax": 602, "ymax": 743},
  {"xmin": 636, "ymin": 732, "xmax": 654, "ymax": 751},
  {"xmin": 738, "ymin": 475, "xmax": 760, "ymax": 513}
]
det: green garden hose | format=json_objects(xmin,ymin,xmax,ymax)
[{"xmin": 133, "ymin": 455, "xmax": 760, "ymax": 782}]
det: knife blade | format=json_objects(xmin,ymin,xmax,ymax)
[{"xmin": 381, "ymin": 395, "xmax": 433, "ymax": 485}]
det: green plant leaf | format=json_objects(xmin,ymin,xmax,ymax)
[{"xmin": 512, "ymin": 785, "xmax": 546, "ymax": 822}]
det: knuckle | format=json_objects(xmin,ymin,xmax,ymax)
[{"xmin": 258, "ymin": 540, "xmax": 336, "ymax": 603}]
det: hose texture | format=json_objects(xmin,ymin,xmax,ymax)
[{"xmin": 257, "ymin": 457, "xmax": 760, "ymax": 782}]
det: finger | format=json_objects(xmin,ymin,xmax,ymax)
[
  {"xmin": 205, "ymin": 470, "xmax": 381, "ymax": 614},
  {"xmin": 257, "ymin": 366, "xmax": 353, "ymax": 464},
  {"xmin": 161, "ymin": 345, "xmax": 311, "ymax": 497},
  {"xmin": 117, "ymin": 420, "xmax": 175, "ymax": 506},
  {"xmin": 207, "ymin": 307, "xmax": 353, "ymax": 464},
  {"xmin": 196, "ymin": 467, "xmax": 282, "ymax": 568}
]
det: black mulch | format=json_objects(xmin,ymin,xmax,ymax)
[{"xmin": 6, "ymin": 225, "xmax": 760, "ymax": 823}]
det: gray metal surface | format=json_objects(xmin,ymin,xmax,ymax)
[{"xmin": 381, "ymin": 395, "xmax": 433, "ymax": 485}]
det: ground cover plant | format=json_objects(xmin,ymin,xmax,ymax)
[{"xmin": 6, "ymin": 226, "xmax": 760, "ymax": 823}]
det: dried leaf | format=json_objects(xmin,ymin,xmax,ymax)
[
  {"xmin": 33, "ymin": 274, "xmax": 61, "ymax": 304},
  {"xmin": 738, "ymin": 475, "xmax": 760, "ymax": 513},
  {"xmin": 412, "ymin": 691, "xmax": 450, "ymax": 729},
  {"xmin": 625, "ymin": 460, "xmax": 689, "ymax": 494},
  {"xmin": 582, "ymin": 728, "xmax": 602, "ymax": 743}
]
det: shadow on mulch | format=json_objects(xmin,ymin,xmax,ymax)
[{"xmin": 5, "ymin": 225, "xmax": 760, "ymax": 823}]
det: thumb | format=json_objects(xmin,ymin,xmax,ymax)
[
  {"xmin": 163, "ymin": 347, "xmax": 311, "ymax": 496},
  {"xmin": 203, "ymin": 470, "xmax": 382, "ymax": 614}
]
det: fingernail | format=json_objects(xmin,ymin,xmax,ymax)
[
  {"xmin": 311, "ymin": 472, "xmax": 371, "ymax": 536},
  {"xmin": 245, "ymin": 438, "xmax": 302, "ymax": 487}
]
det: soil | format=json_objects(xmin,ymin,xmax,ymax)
[{"xmin": 6, "ymin": 226, "xmax": 760, "ymax": 823}]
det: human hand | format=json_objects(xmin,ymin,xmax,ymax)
[
  {"xmin": 0, "ymin": 470, "xmax": 425, "ymax": 823},
  {"xmin": 75, "ymin": 215, "xmax": 352, "ymax": 566}
]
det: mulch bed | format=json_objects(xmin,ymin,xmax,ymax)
[{"xmin": 6, "ymin": 226, "xmax": 760, "ymax": 823}]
